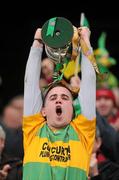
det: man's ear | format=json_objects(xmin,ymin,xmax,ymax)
[{"xmin": 41, "ymin": 107, "xmax": 46, "ymax": 117}]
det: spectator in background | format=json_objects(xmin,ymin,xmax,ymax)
[
  {"xmin": 39, "ymin": 58, "xmax": 55, "ymax": 91},
  {"xmin": 89, "ymin": 121, "xmax": 119, "ymax": 180},
  {"xmin": 0, "ymin": 125, "xmax": 22, "ymax": 180},
  {"xmin": 0, "ymin": 125, "xmax": 11, "ymax": 180},
  {"xmin": 96, "ymin": 89, "xmax": 119, "ymax": 164},
  {"xmin": 0, "ymin": 95, "xmax": 24, "ymax": 161},
  {"xmin": 96, "ymin": 112, "xmax": 119, "ymax": 163},
  {"xmin": 10, "ymin": 95, "xmax": 24, "ymax": 121},
  {"xmin": 41, "ymin": 57, "xmax": 55, "ymax": 84},
  {"xmin": 2, "ymin": 105, "xmax": 21, "ymax": 129},
  {"xmin": 92, "ymin": 113, "xmax": 119, "ymax": 180},
  {"xmin": 0, "ymin": 125, "xmax": 6, "ymax": 160},
  {"xmin": 96, "ymin": 88, "xmax": 119, "ymax": 129}
]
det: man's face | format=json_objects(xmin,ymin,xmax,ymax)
[
  {"xmin": 41, "ymin": 58, "xmax": 54, "ymax": 77},
  {"xmin": 42, "ymin": 86, "xmax": 73, "ymax": 129},
  {"xmin": 96, "ymin": 96, "xmax": 114, "ymax": 118}
]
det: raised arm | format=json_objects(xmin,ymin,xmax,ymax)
[
  {"xmin": 24, "ymin": 28, "xmax": 43, "ymax": 116},
  {"xmin": 78, "ymin": 27, "xmax": 96, "ymax": 120}
]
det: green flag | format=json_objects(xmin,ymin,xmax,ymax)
[{"xmin": 80, "ymin": 13, "xmax": 90, "ymax": 27}]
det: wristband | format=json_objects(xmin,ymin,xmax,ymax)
[{"xmin": 34, "ymin": 38, "xmax": 43, "ymax": 45}]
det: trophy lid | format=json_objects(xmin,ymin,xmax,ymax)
[{"xmin": 41, "ymin": 17, "xmax": 74, "ymax": 48}]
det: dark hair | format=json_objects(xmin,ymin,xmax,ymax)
[{"xmin": 42, "ymin": 82, "xmax": 73, "ymax": 106}]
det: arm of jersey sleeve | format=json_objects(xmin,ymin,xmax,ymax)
[
  {"xmin": 24, "ymin": 47, "xmax": 43, "ymax": 116},
  {"xmin": 78, "ymin": 52, "xmax": 96, "ymax": 120}
]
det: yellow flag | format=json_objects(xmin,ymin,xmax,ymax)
[{"xmin": 60, "ymin": 60, "xmax": 80, "ymax": 79}]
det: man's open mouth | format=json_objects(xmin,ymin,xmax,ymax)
[{"xmin": 56, "ymin": 106, "xmax": 62, "ymax": 116}]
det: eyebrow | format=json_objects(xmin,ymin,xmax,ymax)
[
  {"xmin": 61, "ymin": 94, "xmax": 70, "ymax": 99},
  {"xmin": 49, "ymin": 94, "xmax": 70, "ymax": 100},
  {"xmin": 49, "ymin": 94, "xmax": 57, "ymax": 99}
]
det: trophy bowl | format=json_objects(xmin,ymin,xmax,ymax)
[{"xmin": 41, "ymin": 17, "xmax": 74, "ymax": 63}]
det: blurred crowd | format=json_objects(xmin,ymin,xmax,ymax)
[{"xmin": 0, "ymin": 95, "xmax": 23, "ymax": 179}]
